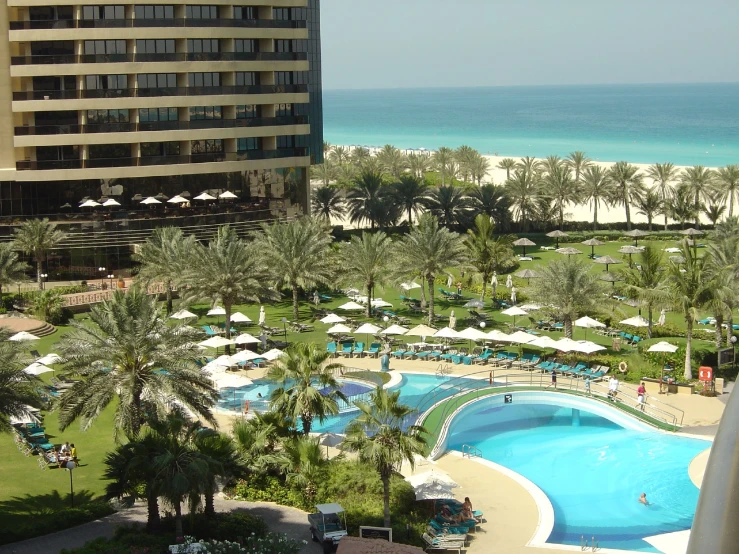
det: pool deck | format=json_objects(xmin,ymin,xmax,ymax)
[{"xmin": 213, "ymin": 357, "xmax": 725, "ymax": 553}]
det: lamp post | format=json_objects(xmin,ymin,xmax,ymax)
[
  {"xmin": 66, "ymin": 460, "xmax": 76, "ymax": 507},
  {"xmin": 107, "ymin": 274, "xmax": 114, "ymax": 290},
  {"xmin": 98, "ymin": 267, "xmax": 105, "ymax": 289},
  {"xmin": 40, "ymin": 273, "xmax": 48, "ymax": 290},
  {"xmin": 281, "ymin": 317, "xmax": 288, "ymax": 345}
]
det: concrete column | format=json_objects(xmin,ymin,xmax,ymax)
[{"xmin": 0, "ymin": 4, "xmax": 16, "ymax": 171}]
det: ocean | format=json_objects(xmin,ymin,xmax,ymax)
[{"xmin": 323, "ymin": 83, "xmax": 739, "ymax": 167}]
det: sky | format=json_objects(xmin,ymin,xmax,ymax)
[{"xmin": 320, "ymin": 0, "xmax": 739, "ymax": 90}]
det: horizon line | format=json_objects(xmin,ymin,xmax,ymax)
[{"xmin": 323, "ymin": 81, "xmax": 739, "ymax": 93}]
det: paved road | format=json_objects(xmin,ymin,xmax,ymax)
[{"xmin": 0, "ymin": 498, "xmax": 322, "ymax": 554}]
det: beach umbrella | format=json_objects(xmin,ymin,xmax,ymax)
[
  {"xmin": 234, "ymin": 333, "xmax": 260, "ymax": 345},
  {"xmin": 23, "ymin": 362, "xmax": 54, "ymax": 376},
  {"xmin": 36, "ymin": 353, "xmax": 63, "ymax": 365},
  {"xmin": 552, "ymin": 337, "xmax": 580, "ymax": 353},
  {"xmin": 141, "ymin": 196, "xmax": 161, "ymax": 205},
  {"xmin": 501, "ymin": 306, "xmax": 528, "ymax": 326},
  {"xmin": 212, "ymin": 373, "xmax": 253, "ymax": 389},
  {"xmin": 529, "ymin": 335, "xmax": 560, "ymax": 349},
  {"xmin": 202, "ymin": 360, "xmax": 229, "ymax": 374},
  {"xmin": 448, "ymin": 311, "xmax": 457, "ymax": 330},
  {"xmin": 405, "ymin": 324, "xmax": 438, "ymax": 338},
  {"xmin": 258, "ymin": 306, "xmax": 266, "ymax": 326},
  {"xmin": 230, "ymin": 312, "xmax": 252, "ymax": 323},
  {"xmin": 412, "ymin": 483, "xmax": 457, "ymax": 502},
  {"xmin": 619, "ymin": 315, "xmax": 650, "ymax": 327},
  {"xmin": 574, "ymin": 316, "xmax": 605, "ymax": 339},
  {"xmin": 581, "ymin": 238, "xmax": 605, "ymax": 257},
  {"xmin": 371, "ymin": 299, "xmax": 393, "ymax": 308},
  {"xmin": 624, "ymin": 229, "xmax": 648, "ymax": 245},
  {"xmin": 407, "ymin": 470, "xmax": 459, "ymax": 490},
  {"xmin": 219, "ymin": 191, "xmax": 238, "ymax": 199},
  {"xmin": 513, "ymin": 237, "xmax": 536, "ymax": 256},
  {"xmin": 506, "ymin": 330, "xmax": 536, "ymax": 344},
  {"xmin": 382, "ymin": 324, "xmax": 409, "ymax": 336},
  {"xmin": 198, "ymin": 336, "xmax": 236, "ymax": 348},
  {"xmin": 433, "ymin": 327, "xmax": 460, "ymax": 339},
  {"xmin": 518, "ymin": 303, "xmax": 541, "ymax": 311},
  {"xmin": 231, "ymin": 349, "xmax": 262, "ymax": 363},
  {"xmin": 102, "ymin": 198, "xmax": 120, "ymax": 207},
  {"xmin": 546, "ymin": 230, "xmax": 569, "ymax": 248},
  {"xmin": 79, "ymin": 199, "xmax": 101, "ymax": 208},
  {"xmin": 319, "ymin": 432, "xmax": 344, "ymax": 457},
  {"xmin": 320, "ymin": 313, "xmax": 346, "ymax": 324},
  {"xmin": 327, "ymin": 323, "xmax": 352, "ymax": 334},
  {"xmin": 211, "ymin": 354, "xmax": 235, "ymax": 367},
  {"xmin": 664, "ymin": 247, "xmax": 682, "ymax": 253},
  {"xmin": 457, "ymin": 327, "xmax": 489, "ymax": 341},
  {"xmin": 262, "ymin": 348, "xmax": 285, "ymax": 361},
  {"xmin": 680, "ymin": 228, "xmax": 704, "ymax": 237},
  {"xmin": 354, "ymin": 323, "xmax": 382, "ymax": 335},
  {"xmin": 400, "ymin": 282, "xmax": 421, "ymax": 290},
  {"xmin": 170, "ymin": 309, "xmax": 197, "ymax": 320},
  {"xmin": 60, "ymin": 203, "xmax": 72, "ymax": 209},
  {"xmin": 575, "ymin": 340, "xmax": 606, "ymax": 354},
  {"xmin": 337, "ymin": 301, "xmax": 364, "ymax": 311},
  {"xmin": 514, "ymin": 269, "xmax": 539, "ymax": 284},
  {"xmin": 9, "ymin": 331, "xmax": 39, "ymax": 342},
  {"xmin": 207, "ymin": 306, "xmax": 226, "ymax": 316},
  {"xmin": 593, "ymin": 255, "xmax": 621, "ymax": 272},
  {"xmin": 486, "ymin": 330, "xmax": 512, "ymax": 342},
  {"xmin": 167, "ymin": 195, "xmax": 189, "ymax": 204},
  {"xmin": 648, "ymin": 341, "xmax": 678, "ymax": 353},
  {"xmin": 619, "ymin": 245, "xmax": 642, "ymax": 267},
  {"xmin": 194, "ymin": 192, "xmax": 216, "ymax": 201},
  {"xmin": 556, "ymin": 247, "xmax": 582, "ymax": 255},
  {"xmin": 155, "ymin": 192, "xmax": 168, "ymax": 201},
  {"xmin": 463, "ymin": 299, "xmax": 485, "ymax": 309}
]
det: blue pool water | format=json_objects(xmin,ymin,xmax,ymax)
[
  {"xmin": 446, "ymin": 402, "xmax": 709, "ymax": 551},
  {"xmin": 218, "ymin": 378, "xmax": 375, "ymax": 409}
]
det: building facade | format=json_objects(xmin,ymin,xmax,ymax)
[{"xmin": 0, "ymin": 0, "xmax": 322, "ymax": 258}]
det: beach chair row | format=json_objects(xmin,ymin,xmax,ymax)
[
  {"xmin": 326, "ymin": 341, "xmax": 381, "ymax": 358},
  {"xmin": 536, "ymin": 360, "xmax": 610, "ymax": 379}
]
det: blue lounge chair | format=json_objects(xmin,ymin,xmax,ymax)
[
  {"xmin": 368, "ymin": 343, "xmax": 381, "ymax": 357},
  {"xmin": 353, "ymin": 342, "xmax": 365, "ymax": 357},
  {"xmin": 341, "ymin": 342, "xmax": 354, "ymax": 356},
  {"xmin": 474, "ymin": 350, "xmax": 493, "ymax": 364},
  {"xmin": 392, "ymin": 349, "xmax": 407, "ymax": 359},
  {"xmin": 326, "ymin": 342, "xmax": 337, "ymax": 357},
  {"xmin": 415, "ymin": 350, "xmax": 430, "ymax": 360},
  {"xmin": 427, "ymin": 351, "xmax": 442, "ymax": 361},
  {"xmin": 202, "ymin": 325, "xmax": 217, "ymax": 336}
]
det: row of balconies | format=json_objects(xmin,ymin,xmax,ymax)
[
  {"xmin": 11, "ymin": 52, "xmax": 307, "ymax": 65},
  {"xmin": 13, "ymin": 84, "xmax": 307, "ymax": 101},
  {"xmin": 10, "ymin": 18, "xmax": 305, "ymax": 30}
]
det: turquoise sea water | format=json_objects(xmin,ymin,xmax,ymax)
[{"xmin": 324, "ymin": 83, "xmax": 739, "ymax": 166}]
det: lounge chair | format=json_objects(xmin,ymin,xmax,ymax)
[
  {"xmin": 353, "ymin": 342, "xmax": 365, "ymax": 357},
  {"xmin": 474, "ymin": 350, "xmax": 493, "ymax": 365},
  {"xmin": 427, "ymin": 350, "xmax": 442, "ymax": 361},
  {"xmin": 201, "ymin": 325, "xmax": 217, "ymax": 336},
  {"xmin": 341, "ymin": 342, "xmax": 354, "ymax": 357},
  {"xmin": 367, "ymin": 343, "xmax": 381, "ymax": 357},
  {"xmin": 391, "ymin": 349, "xmax": 407, "ymax": 359},
  {"xmin": 326, "ymin": 342, "xmax": 337, "ymax": 357},
  {"xmin": 429, "ymin": 519, "xmax": 469, "ymax": 535},
  {"xmin": 422, "ymin": 533, "xmax": 465, "ymax": 553},
  {"xmin": 415, "ymin": 350, "xmax": 430, "ymax": 360}
]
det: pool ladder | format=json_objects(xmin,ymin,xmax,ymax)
[
  {"xmin": 580, "ymin": 535, "xmax": 599, "ymax": 551},
  {"xmin": 461, "ymin": 444, "xmax": 482, "ymax": 459},
  {"xmin": 436, "ymin": 364, "xmax": 452, "ymax": 377}
]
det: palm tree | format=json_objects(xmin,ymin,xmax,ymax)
[
  {"xmin": 516, "ymin": 156, "xmax": 540, "ymax": 176},
  {"xmin": 425, "ymin": 186, "xmax": 473, "ymax": 229},
  {"xmin": 706, "ymin": 237, "xmax": 739, "ymax": 346},
  {"xmin": 310, "ymin": 163, "xmax": 338, "ymax": 186},
  {"xmin": 665, "ymin": 241, "xmax": 718, "ymax": 380},
  {"xmin": 0, "ymin": 243, "xmax": 28, "ymax": 299},
  {"xmin": 668, "ymin": 184, "xmax": 698, "ymax": 229},
  {"xmin": 471, "ymin": 154, "xmax": 490, "ymax": 186},
  {"xmin": 232, "ymin": 411, "xmax": 291, "ymax": 472},
  {"xmin": 340, "ymin": 232, "xmax": 392, "ymax": 318},
  {"xmin": 311, "ymin": 185, "xmax": 346, "ymax": 220},
  {"xmin": 704, "ymin": 199, "xmax": 726, "ymax": 226},
  {"xmin": 350, "ymin": 146, "xmax": 371, "ymax": 168},
  {"xmin": 407, "ymin": 152, "xmax": 432, "ymax": 181},
  {"xmin": 346, "ymin": 170, "xmax": 391, "ymax": 230},
  {"xmin": 455, "ymin": 145, "xmax": 478, "ymax": 183},
  {"xmin": 619, "ymin": 245, "xmax": 667, "ymax": 339},
  {"xmin": 270, "ymin": 435, "xmax": 326, "ymax": 501},
  {"xmin": 607, "ymin": 161, "xmax": 645, "ymax": 230},
  {"xmin": 254, "ymin": 218, "xmax": 335, "ymax": 321},
  {"xmin": 497, "ymin": 158, "xmax": 517, "ymax": 181},
  {"xmin": 715, "ymin": 165, "xmax": 739, "ymax": 218},
  {"xmin": 537, "ymin": 155, "xmax": 563, "ymax": 177},
  {"xmin": 432, "ymin": 147, "xmax": 455, "ymax": 186},
  {"xmin": 504, "ymin": 168, "xmax": 540, "ymax": 232},
  {"xmin": 134, "ymin": 227, "xmax": 195, "ymax": 315},
  {"xmin": 329, "ymin": 145, "xmax": 351, "ymax": 166},
  {"xmin": 343, "ymin": 388, "xmax": 427, "ymax": 528},
  {"xmin": 12, "ymin": 218, "xmax": 66, "ymax": 289},
  {"xmin": 182, "ymin": 226, "xmax": 277, "ymax": 345},
  {"xmin": 581, "ymin": 166, "xmax": 615, "ymax": 231},
  {"xmin": 392, "ymin": 214, "xmax": 466, "ymax": 325},
  {"xmin": 645, "ymin": 162, "xmax": 679, "ymax": 230},
  {"xmin": 56, "ymin": 287, "xmax": 218, "ymax": 438},
  {"xmin": 267, "ymin": 343, "xmax": 347, "ymax": 435},
  {"xmin": 463, "ymin": 215, "xmax": 515, "ymax": 301},
  {"xmin": 336, "ymin": 163, "xmax": 358, "ymax": 189},
  {"xmin": 0, "ymin": 331, "xmax": 41, "ymax": 433},
  {"xmin": 390, "ymin": 175, "xmax": 429, "ymax": 225},
  {"xmin": 469, "ymin": 184, "xmax": 513, "ymax": 231},
  {"xmin": 540, "ymin": 163, "xmax": 579, "ymax": 229},
  {"xmin": 565, "ymin": 151, "xmax": 592, "ymax": 182},
  {"xmin": 376, "ymin": 144, "xmax": 407, "ymax": 179},
  {"xmin": 530, "ymin": 257, "xmax": 605, "ymax": 338},
  {"xmin": 680, "ymin": 166, "xmax": 716, "ymax": 227},
  {"xmin": 192, "ymin": 429, "xmax": 242, "ymax": 516},
  {"xmin": 31, "ymin": 289, "xmax": 64, "ymax": 323},
  {"xmin": 634, "ymin": 189, "xmax": 663, "ymax": 232}
]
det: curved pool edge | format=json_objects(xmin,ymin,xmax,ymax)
[{"xmin": 688, "ymin": 447, "xmax": 712, "ymax": 489}]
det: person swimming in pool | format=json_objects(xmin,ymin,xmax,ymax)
[{"xmin": 639, "ymin": 493, "xmax": 650, "ymax": 506}]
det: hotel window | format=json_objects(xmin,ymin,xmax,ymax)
[
  {"xmin": 191, "ymin": 139, "xmax": 223, "ymax": 154},
  {"xmin": 274, "ymin": 40, "xmax": 292, "ymax": 53},
  {"xmin": 273, "ymin": 8, "xmax": 291, "ymax": 20},
  {"xmin": 187, "ymin": 39, "xmax": 220, "ymax": 53},
  {"xmin": 235, "ymin": 72, "xmax": 259, "ymax": 86},
  {"xmin": 275, "ymin": 103, "xmax": 293, "ymax": 117},
  {"xmin": 86, "ymin": 75, "xmax": 128, "ymax": 90},
  {"xmin": 275, "ymin": 71, "xmax": 308, "ymax": 86},
  {"xmin": 141, "ymin": 141, "xmax": 180, "ymax": 156},
  {"xmin": 233, "ymin": 6, "xmax": 257, "ymax": 19},
  {"xmin": 84, "ymin": 40, "xmax": 127, "ymax": 55},
  {"xmin": 81, "ymin": 6, "xmax": 125, "ymax": 20},
  {"xmin": 139, "ymin": 108, "xmax": 179, "ymax": 122},
  {"xmin": 134, "ymin": 5, "xmax": 175, "ymax": 19},
  {"xmin": 29, "ymin": 6, "xmax": 73, "ymax": 21},
  {"xmin": 31, "ymin": 41, "xmax": 74, "ymax": 56},
  {"xmin": 237, "ymin": 137, "xmax": 260, "ymax": 151},
  {"xmin": 188, "ymin": 73, "xmax": 220, "ymax": 87},
  {"xmin": 235, "ymin": 105, "xmax": 260, "ymax": 119},
  {"xmin": 137, "ymin": 74, "xmax": 177, "ymax": 88},
  {"xmin": 88, "ymin": 109, "xmax": 129, "ymax": 123},
  {"xmin": 234, "ymin": 40, "xmax": 258, "ymax": 53},
  {"xmin": 136, "ymin": 39, "xmax": 176, "ymax": 53},
  {"xmin": 276, "ymin": 135, "xmax": 295, "ymax": 149},
  {"xmin": 186, "ymin": 5, "xmax": 218, "ymax": 19},
  {"xmin": 36, "ymin": 145, "xmax": 78, "ymax": 161},
  {"xmin": 89, "ymin": 143, "xmax": 130, "ymax": 159},
  {"xmin": 189, "ymin": 106, "xmax": 222, "ymax": 120}
]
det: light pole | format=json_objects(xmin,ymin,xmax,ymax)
[
  {"xmin": 98, "ymin": 267, "xmax": 105, "ymax": 289},
  {"xmin": 108, "ymin": 274, "xmax": 114, "ymax": 290},
  {"xmin": 66, "ymin": 460, "xmax": 76, "ymax": 507},
  {"xmin": 40, "ymin": 273, "xmax": 48, "ymax": 290},
  {"xmin": 281, "ymin": 317, "xmax": 288, "ymax": 345}
]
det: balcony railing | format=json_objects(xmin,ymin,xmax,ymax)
[
  {"xmin": 15, "ymin": 116, "xmax": 308, "ymax": 136},
  {"xmin": 13, "ymin": 84, "xmax": 307, "ymax": 101},
  {"xmin": 9, "ymin": 18, "xmax": 306, "ymax": 30},
  {"xmin": 16, "ymin": 148, "xmax": 308, "ymax": 170},
  {"xmin": 11, "ymin": 51, "xmax": 307, "ymax": 65}
]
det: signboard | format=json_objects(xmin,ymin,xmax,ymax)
[
  {"xmin": 359, "ymin": 526, "xmax": 392, "ymax": 542},
  {"xmin": 698, "ymin": 366, "xmax": 713, "ymax": 382},
  {"xmin": 718, "ymin": 348, "xmax": 734, "ymax": 367},
  {"xmin": 504, "ymin": 394, "xmax": 512, "ymax": 404}
]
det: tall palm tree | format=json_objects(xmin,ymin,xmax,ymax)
[
  {"xmin": 311, "ymin": 185, "xmax": 346, "ymax": 220},
  {"xmin": 0, "ymin": 243, "xmax": 28, "ymax": 299},
  {"xmin": 340, "ymin": 232, "xmax": 392, "ymax": 318},
  {"xmin": 425, "ymin": 185, "xmax": 473, "ymax": 229},
  {"xmin": 267, "ymin": 343, "xmax": 346, "ymax": 435},
  {"xmin": 432, "ymin": 147, "xmax": 455, "ymax": 186},
  {"xmin": 504, "ymin": 168, "xmax": 540, "ymax": 232},
  {"xmin": 343, "ymin": 388, "xmax": 427, "ymax": 528},
  {"xmin": 336, "ymin": 163, "xmax": 358, "ymax": 189},
  {"xmin": 329, "ymin": 145, "xmax": 351, "ymax": 166},
  {"xmin": 540, "ymin": 163, "xmax": 579, "ymax": 229},
  {"xmin": 714, "ymin": 165, "xmax": 739, "ymax": 219},
  {"xmin": 192, "ymin": 428, "xmax": 242, "ymax": 516},
  {"xmin": 565, "ymin": 151, "xmax": 592, "ymax": 182},
  {"xmin": 537, "ymin": 155, "xmax": 563, "ymax": 177},
  {"xmin": 515, "ymin": 156, "xmax": 540, "ymax": 176},
  {"xmin": 469, "ymin": 184, "xmax": 513, "ymax": 231},
  {"xmin": 310, "ymin": 163, "xmax": 338, "ymax": 186},
  {"xmin": 680, "ymin": 166, "xmax": 716, "ymax": 227},
  {"xmin": 497, "ymin": 158, "xmax": 517, "ymax": 180},
  {"xmin": 665, "ymin": 241, "xmax": 718, "ymax": 380},
  {"xmin": 270, "ymin": 435, "xmax": 326, "ymax": 501},
  {"xmin": 407, "ymin": 152, "xmax": 432, "ymax": 181},
  {"xmin": 391, "ymin": 175, "xmax": 429, "ymax": 225},
  {"xmin": 31, "ymin": 289, "xmax": 64, "ymax": 323},
  {"xmin": 376, "ymin": 144, "xmax": 407, "ymax": 179},
  {"xmin": 704, "ymin": 199, "xmax": 726, "ymax": 226},
  {"xmin": 0, "ymin": 331, "xmax": 41, "ymax": 433},
  {"xmin": 580, "ymin": 166, "xmax": 615, "ymax": 231},
  {"xmin": 57, "ymin": 287, "xmax": 218, "ymax": 438},
  {"xmin": 668, "ymin": 184, "xmax": 698, "ymax": 229},
  {"xmin": 134, "ymin": 227, "xmax": 195, "ymax": 315},
  {"xmin": 454, "ymin": 145, "xmax": 478, "ymax": 183},
  {"xmin": 346, "ymin": 170, "xmax": 391, "ymax": 230},
  {"xmin": 645, "ymin": 162, "xmax": 679, "ymax": 230},
  {"xmin": 634, "ymin": 190, "xmax": 664, "ymax": 232},
  {"xmin": 350, "ymin": 146, "xmax": 371, "ymax": 169},
  {"xmin": 182, "ymin": 226, "xmax": 277, "ymax": 345},
  {"xmin": 619, "ymin": 245, "xmax": 667, "ymax": 339},
  {"xmin": 392, "ymin": 214, "xmax": 466, "ymax": 325},
  {"xmin": 463, "ymin": 215, "xmax": 515, "ymax": 301},
  {"xmin": 706, "ymin": 236, "xmax": 739, "ymax": 346},
  {"xmin": 232, "ymin": 411, "xmax": 291, "ymax": 472},
  {"xmin": 254, "ymin": 218, "xmax": 335, "ymax": 321},
  {"xmin": 530, "ymin": 257, "xmax": 605, "ymax": 338},
  {"xmin": 607, "ymin": 161, "xmax": 645, "ymax": 230},
  {"xmin": 470, "ymin": 154, "xmax": 490, "ymax": 185},
  {"xmin": 12, "ymin": 218, "xmax": 66, "ymax": 289}
]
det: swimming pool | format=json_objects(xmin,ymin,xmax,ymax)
[{"xmin": 444, "ymin": 395, "xmax": 709, "ymax": 551}]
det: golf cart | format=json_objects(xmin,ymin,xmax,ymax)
[{"xmin": 308, "ymin": 503, "xmax": 347, "ymax": 552}]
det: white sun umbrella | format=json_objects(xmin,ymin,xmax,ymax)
[
  {"xmin": 405, "ymin": 324, "xmax": 438, "ymax": 338},
  {"xmin": 141, "ymin": 196, "xmax": 161, "ymax": 205},
  {"xmin": 262, "ymin": 348, "xmax": 285, "ymax": 361},
  {"xmin": 198, "ymin": 336, "xmax": 236, "ymax": 348},
  {"xmin": 506, "ymin": 330, "xmax": 537, "ymax": 344},
  {"xmin": 170, "ymin": 309, "xmax": 197, "ymax": 320},
  {"xmin": 433, "ymin": 327, "xmax": 460, "ymax": 339},
  {"xmin": 230, "ymin": 312, "xmax": 252, "ymax": 323},
  {"xmin": 231, "ymin": 349, "xmax": 262, "ymax": 363},
  {"xmin": 9, "ymin": 331, "xmax": 39, "ymax": 342},
  {"xmin": 219, "ymin": 190, "xmax": 238, "ymax": 199},
  {"xmin": 354, "ymin": 323, "xmax": 382, "ymax": 335},
  {"xmin": 212, "ymin": 373, "xmax": 253, "ymax": 389},
  {"xmin": 529, "ymin": 335, "xmax": 560, "ymax": 349},
  {"xmin": 23, "ymin": 362, "xmax": 54, "ymax": 376},
  {"xmin": 574, "ymin": 315, "xmax": 606, "ymax": 339},
  {"xmin": 234, "ymin": 333, "xmax": 260, "ymax": 345},
  {"xmin": 407, "ymin": 470, "xmax": 459, "ymax": 490},
  {"xmin": 79, "ymin": 199, "xmax": 101, "ymax": 208},
  {"xmin": 327, "ymin": 323, "xmax": 352, "ymax": 334},
  {"xmin": 382, "ymin": 324, "xmax": 409, "ymax": 336},
  {"xmin": 371, "ymin": 299, "xmax": 393, "ymax": 308},
  {"xmin": 501, "ymin": 306, "xmax": 528, "ymax": 326},
  {"xmin": 337, "ymin": 301, "xmax": 365, "ymax": 311},
  {"xmin": 575, "ymin": 341, "xmax": 606, "ymax": 354},
  {"xmin": 102, "ymin": 198, "xmax": 121, "ymax": 207},
  {"xmin": 619, "ymin": 315, "xmax": 651, "ymax": 327},
  {"xmin": 320, "ymin": 313, "xmax": 346, "ymax": 324},
  {"xmin": 400, "ymin": 282, "xmax": 421, "ymax": 291},
  {"xmin": 486, "ymin": 329, "xmax": 512, "ymax": 342},
  {"xmin": 211, "ymin": 354, "xmax": 235, "ymax": 367},
  {"xmin": 194, "ymin": 192, "xmax": 217, "ymax": 201},
  {"xmin": 553, "ymin": 337, "xmax": 580, "ymax": 352},
  {"xmin": 648, "ymin": 341, "xmax": 679, "ymax": 353},
  {"xmin": 413, "ymin": 483, "xmax": 457, "ymax": 501},
  {"xmin": 207, "ymin": 306, "xmax": 226, "ymax": 316},
  {"xmin": 202, "ymin": 360, "xmax": 228, "ymax": 374},
  {"xmin": 457, "ymin": 327, "xmax": 489, "ymax": 341},
  {"xmin": 36, "ymin": 353, "xmax": 63, "ymax": 365}
]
